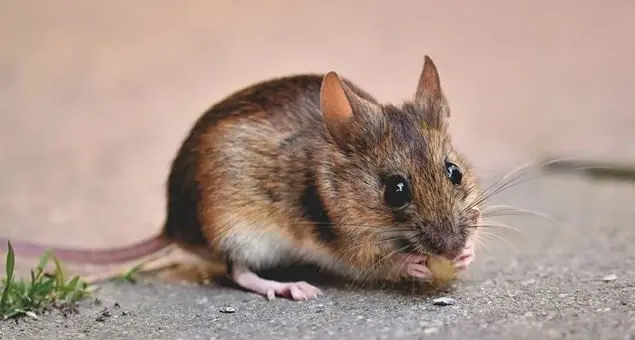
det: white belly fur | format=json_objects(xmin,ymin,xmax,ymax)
[{"xmin": 220, "ymin": 226, "xmax": 358, "ymax": 277}]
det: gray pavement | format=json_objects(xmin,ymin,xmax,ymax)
[{"xmin": 1, "ymin": 174, "xmax": 634, "ymax": 339}]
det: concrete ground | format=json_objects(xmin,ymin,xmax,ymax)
[{"xmin": 1, "ymin": 1, "xmax": 634, "ymax": 339}]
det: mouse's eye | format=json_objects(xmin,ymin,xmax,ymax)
[
  {"xmin": 383, "ymin": 175, "xmax": 411, "ymax": 208},
  {"xmin": 445, "ymin": 162, "xmax": 462, "ymax": 185}
]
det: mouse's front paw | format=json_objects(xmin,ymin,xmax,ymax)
[
  {"xmin": 453, "ymin": 240, "xmax": 474, "ymax": 272},
  {"xmin": 397, "ymin": 254, "xmax": 433, "ymax": 280}
]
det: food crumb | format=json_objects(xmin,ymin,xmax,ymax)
[
  {"xmin": 602, "ymin": 274, "xmax": 617, "ymax": 282},
  {"xmin": 432, "ymin": 297, "xmax": 456, "ymax": 306},
  {"xmin": 219, "ymin": 305, "xmax": 236, "ymax": 314}
]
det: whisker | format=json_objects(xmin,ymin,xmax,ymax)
[
  {"xmin": 475, "ymin": 230, "xmax": 515, "ymax": 251},
  {"xmin": 468, "ymin": 221, "xmax": 529, "ymax": 238},
  {"xmin": 471, "ymin": 233, "xmax": 490, "ymax": 252},
  {"xmin": 480, "ymin": 205, "xmax": 564, "ymax": 228},
  {"xmin": 467, "ymin": 170, "xmax": 543, "ymax": 212},
  {"xmin": 351, "ymin": 245, "xmax": 410, "ymax": 289},
  {"xmin": 463, "ymin": 159, "xmax": 560, "ymax": 214},
  {"xmin": 475, "ymin": 165, "xmax": 526, "ymax": 201},
  {"xmin": 474, "ymin": 161, "xmax": 540, "ymax": 200},
  {"xmin": 333, "ymin": 234, "xmax": 405, "ymax": 254}
]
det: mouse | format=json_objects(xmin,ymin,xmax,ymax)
[{"xmin": 1, "ymin": 56, "xmax": 483, "ymax": 301}]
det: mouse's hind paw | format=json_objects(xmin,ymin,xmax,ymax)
[
  {"xmin": 263, "ymin": 281, "xmax": 322, "ymax": 301},
  {"xmin": 230, "ymin": 264, "xmax": 323, "ymax": 301}
]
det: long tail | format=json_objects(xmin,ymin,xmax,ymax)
[{"xmin": 0, "ymin": 233, "xmax": 170, "ymax": 265}]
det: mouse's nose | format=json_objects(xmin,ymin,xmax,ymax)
[
  {"xmin": 418, "ymin": 220, "xmax": 466, "ymax": 259},
  {"xmin": 425, "ymin": 236, "xmax": 464, "ymax": 260}
]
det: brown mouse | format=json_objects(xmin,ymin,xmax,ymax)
[{"xmin": 1, "ymin": 56, "xmax": 483, "ymax": 301}]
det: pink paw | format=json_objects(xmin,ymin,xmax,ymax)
[
  {"xmin": 231, "ymin": 265, "xmax": 323, "ymax": 301},
  {"xmin": 453, "ymin": 240, "xmax": 475, "ymax": 272},
  {"xmin": 397, "ymin": 254, "xmax": 433, "ymax": 280},
  {"xmin": 264, "ymin": 281, "xmax": 323, "ymax": 301},
  {"xmin": 395, "ymin": 239, "xmax": 476, "ymax": 281}
]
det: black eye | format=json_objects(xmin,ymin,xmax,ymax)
[
  {"xmin": 445, "ymin": 162, "xmax": 462, "ymax": 185},
  {"xmin": 383, "ymin": 175, "xmax": 411, "ymax": 208}
]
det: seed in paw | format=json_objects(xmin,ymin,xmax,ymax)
[{"xmin": 427, "ymin": 256, "xmax": 456, "ymax": 284}]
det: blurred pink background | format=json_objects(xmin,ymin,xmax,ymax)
[{"xmin": 1, "ymin": 1, "xmax": 634, "ymax": 252}]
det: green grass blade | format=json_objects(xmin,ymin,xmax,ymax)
[
  {"xmin": 63, "ymin": 276, "xmax": 80, "ymax": 301},
  {"xmin": 52, "ymin": 255, "xmax": 65, "ymax": 290},
  {"xmin": 4, "ymin": 241, "xmax": 14, "ymax": 280},
  {"xmin": 0, "ymin": 240, "xmax": 16, "ymax": 310}
]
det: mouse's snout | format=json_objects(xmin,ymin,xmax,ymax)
[
  {"xmin": 427, "ymin": 207, "xmax": 480, "ymax": 259},
  {"xmin": 423, "ymin": 230, "xmax": 466, "ymax": 260},
  {"xmin": 411, "ymin": 216, "xmax": 470, "ymax": 260}
]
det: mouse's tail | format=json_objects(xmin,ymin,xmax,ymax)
[{"xmin": 0, "ymin": 233, "xmax": 171, "ymax": 265}]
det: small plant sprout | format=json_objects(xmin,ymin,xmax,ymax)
[{"xmin": 0, "ymin": 240, "xmax": 93, "ymax": 320}]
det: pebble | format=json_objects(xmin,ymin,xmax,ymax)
[
  {"xmin": 432, "ymin": 297, "xmax": 456, "ymax": 306},
  {"xmin": 219, "ymin": 305, "xmax": 237, "ymax": 314},
  {"xmin": 602, "ymin": 274, "xmax": 617, "ymax": 282}
]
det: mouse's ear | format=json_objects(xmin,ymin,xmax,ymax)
[
  {"xmin": 416, "ymin": 56, "xmax": 442, "ymax": 100},
  {"xmin": 415, "ymin": 56, "xmax": 450, "ymax": 122},
  {"xmin": 320, "ymin": 71, "xmax": 374, "ymax": 147}
]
